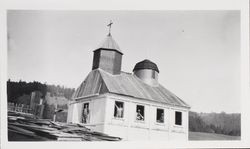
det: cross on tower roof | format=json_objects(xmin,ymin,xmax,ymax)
[{"xmin": 107, "ymin": 20, "xmax": 113, "ymax": 36}]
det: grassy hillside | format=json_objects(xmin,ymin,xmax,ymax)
[{"xmin": 189, "ymin": 131, "xmax": 241, "ymax": 140}]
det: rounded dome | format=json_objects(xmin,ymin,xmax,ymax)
[{"xmin": 133, "ymin": 59, "xmax": 159, "ymax": 73}]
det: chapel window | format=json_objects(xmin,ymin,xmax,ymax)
[
  {"xmin": 114, "ymin": 101, "xmax": 124, "ymax": 118},
  {"xmin": 136, "ymin": 105, "xmax": 145, "ymax": 121},
  {"xmin": 82, "ymin": 103, "xmax": 90, "ymax": 123},
  {"xmin": 152, "ymin": 71, "xmax": 156, "ymax": 79},
  {"xmin": 156, "ymin": 108, "xmax": 164, "ymax": 123},
  {"xmin": 175, "ymin": 111, "xmax": 182, "ymax": 125}
]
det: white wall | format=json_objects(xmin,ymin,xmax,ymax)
[
  {"xmin": 67, "ymin": 94, "xmax": 189, "ymax": 140},
  {"xmin": 102, "ymin": 94, "xmax": 189, "ymax": 141},
  {"xmin": 67, "ymin": 102, "xmax": 73, "ymax": 123},
  {"xmin": 169, "ymin": 107, "xmax": 189, "ymax": 140},
  {"xmin": 67, "ymin": 96, "xmax": 106, "ymax": 125},
  {"xmin": 67, "ymin": 103, "xmax": 80, "ymax": 123}
]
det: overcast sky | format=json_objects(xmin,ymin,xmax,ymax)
[{"xmin": 7, "ymin": 10, "xmax": 240, "ymax": 113}]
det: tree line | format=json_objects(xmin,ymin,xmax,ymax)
[
  {"xmin": 7, "ymin": 79, "xmax": 75, "ymax": 103},
  {"xmin": 189, "ymin": 111, "xmax": 241, "ymax": 136}
]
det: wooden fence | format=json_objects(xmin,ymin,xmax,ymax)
[{"xmin": 8, "ymin": 102, "xmax": 44, "ymax": 117}]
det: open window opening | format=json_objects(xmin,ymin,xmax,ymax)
[
  {"xmin": 136, "ymin": 105, "xmax": 145, "ymax": 121},
  {"xmin": 114, "ymin": 101, "xmax": 124, "ymax": 118},
  {"xmin": 175, "ymin": 111, "xmax": 182, "ymax": 125},
  {"xmin": 82, "ymin": 103, "xmax": 90, "ymax": 123},
  {"xmin": 156, "ymin": 108, "xmax": 164, "ymax": 123}
]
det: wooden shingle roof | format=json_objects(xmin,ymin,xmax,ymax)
[
  {"xmin": 73, "ymin": 69, "xmax": 190, "ymax": 108},
  {"xmin": 94, "ymin": 34, "xmax": 123, "ymax": 54}
]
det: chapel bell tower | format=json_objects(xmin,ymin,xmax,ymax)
[{"xmin": 92, "ymin": 21, "xmax": 123, "ymax": 75}]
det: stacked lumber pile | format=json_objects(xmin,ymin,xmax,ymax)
[{"xmin": 8, "ymin": 111, "xmax": 121, "ymax": 141}]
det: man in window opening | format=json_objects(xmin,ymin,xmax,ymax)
[
  {"xmin": 136, "ymin": 109, "xmax": 144, "ymax": 121},
  {"xmin": 115, "ymin": 103, "xmax": 123, "ymax": 118},
  {"xmin": 82, "ymin": 104, "xmax": 90, "ymax": 123}
]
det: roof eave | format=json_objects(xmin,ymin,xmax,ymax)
[
  {"xmin": 93, "ymin": 48, "xmax": 123, "ymax": 55},
  {"xmin": 106, "ymin": 92, "xmax": 191, "ymax": 109}
]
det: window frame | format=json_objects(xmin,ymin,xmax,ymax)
[
  {"xmin": 156, "ymin": 108, "xmax": 165, "ymax": 124},
  {"xmin": 135, "ymin": 104, "xmax": 145, "ymax": 122},
  {"xmin": 175, "ymin": 111, "xmax": 182, "ymax": 126},
  {"xmin": 82, "ymin": 102, "xmax": 90, "ymax": 124},
  {"xmin": 152, "ymin": 70, "xmax": 156, "ymax": 79},
  {"xmin": 113, "ymin": 101, "xmax": 124, "ymax": 119}
]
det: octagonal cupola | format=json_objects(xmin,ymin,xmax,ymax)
[{"xmin": 92, "ymin": 21, "xmax": 123, "ymax": 75}]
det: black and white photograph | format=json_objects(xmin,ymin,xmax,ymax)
[{"xmin": 0, "ymin": 0, "xmax": 249, "ymax": 148}]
